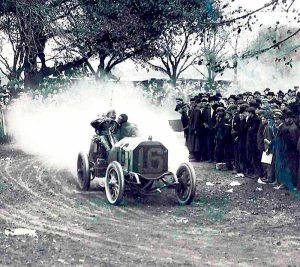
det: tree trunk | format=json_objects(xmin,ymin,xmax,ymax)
[
  {"xmin": 233, "ymin": 61, "xmax": 238, "ymax": 82},
  {"xmin": 97, "ymin": 55, "xmax": 111, "ymax": 81},
  {"xmin": 170, "ymin": 74, "xmax": 177, "ymax": 87},
  {"xmin": 23, "ymin": 49, "xmax": 41, "ymax": 89}
]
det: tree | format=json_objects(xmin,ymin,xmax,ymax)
[
  {"xmin": 57, "ymin": 0, "xmax": 167, "ymax": 81},
  {"xmin": 0, "ymin": 0, "xmax": 90, "ymax": 88},
  {"xmin": 193, "ymin": 27, "xmax": 232, "ymax": 90},
  {"xmin": 243, "ymin": 25, "xmax": 300, "ymax": 75},
  {"xmin": 138, "ymin": 0, "xmax": 220, "ymax": 86},
  {"xmin": 0, "ymin": 13, "xmax": 25, "ymax": 83}
]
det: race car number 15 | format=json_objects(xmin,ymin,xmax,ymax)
[{"xmin": 138, "ymin": 147, "xmax": 164, "ymax": 173}]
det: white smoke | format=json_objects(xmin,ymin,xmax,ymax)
[
  {"xmin": 6, "ymin": 81, "xmax": 188, "ymax": 175},
  {"xmin": 236, "ymin": 59, "xmax": 300, "ymax": 92}
]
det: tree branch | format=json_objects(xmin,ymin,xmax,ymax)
[{"xmin": 242, "ymin": 27, "xmax": 300, "ymax": 58}]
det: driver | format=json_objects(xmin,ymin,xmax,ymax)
[
  {"xmin": 114, "ymin": 114, "xmax": 140, "ymax": 141},
  {"xmin": 88, "ymin": 109, "xmax": 117, "ymax": 163}
]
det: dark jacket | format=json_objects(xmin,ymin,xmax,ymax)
[
  {"xmin": 246, "ymin": 115, "xmax": 260, "ymax": 157},
  {"xmin": 115, "ymin": 122, "xmax": 139, "ymax": 141},
  {"xmin": 257, "ymin": 122, "xmax": 267, "ymax": 152},
  {"xmin": 187, "ymin": 107, "xmax": 203, "ymax": 152}
]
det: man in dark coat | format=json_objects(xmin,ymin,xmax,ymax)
[
  {"xmin": 202, "ymin": 98, "xmax": 218, "ymax": 162},
  {"xmin": 115, "ymin": 113, "xmax": 140, "ymax": 141},
  {"xmin": 236, "ymin": 104, "xmax": 249, "ymax": 174},
  {"xmin": 283, "ymin": 110, "xmax": 299, "ymax": 187},
  {"xmin": 177, "ymin": 103, "xmax": 189, "ymax": 145},
  {"xmin": 269, "ymin": 110, "xmax": 297, "ymax": 190},
  {"xmin": 187, "ymin": 98, "xmax": 203, "ymax": 161},
  {"xmin": 215, "ymin": 109, "xmax": 233, "ymax": 170},
  {"xmin": 214, "ymin": 108, "xmax": 227, "ymax": 164},
  {"xmin": 245, "ymin": 107, "xmax": 261, "ymax": 177}
]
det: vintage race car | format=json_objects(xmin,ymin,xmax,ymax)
[{"xmin": 77, "ymin": 117, "xmax": 196, "ymax": 205}]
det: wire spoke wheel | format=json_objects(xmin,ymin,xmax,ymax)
[
  {"xmin": 77, "ymin": 152, "xmax": 91, "ymax": 190},
  {"xmin": 175, "ymin": 162, "xmax": 196, "ymax": 205},
  {"xmin": 105, "ymin": 161, "xmax": 124, "ymax": 205}
]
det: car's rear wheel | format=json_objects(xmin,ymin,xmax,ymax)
[
  {"xmin": 175, "ymin": 162, "xmax": 196, "ymax": 205},
  {"xmin": 77, "ymin": 152, "xmax": 91, "ymax": 190},
  {"xmin": 105, "ymin": 161, "xmax": 125, "ymax": 205}
]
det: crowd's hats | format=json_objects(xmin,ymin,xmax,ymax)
[
  {"xmin": 176, "ymin": 97, "xmax": 183, "ymax": 102},
  {"xmin": 209, "ymin": 95, "xmax": 218, "ymax": 102},
  {"xmin": 273, "ymin": 109, "xmax": 283, "ymax": 118},
  {"xmin": 195, "ymin": 97, "xmax": 201, "ymax": 104},
  {"xmin": 264, "ymin": 88, "xmax": 271, "ymax": 92},
  {"xmin": 267, "ymin": 91, "xmax": 275, "ymax": 97},
  {"xmin": 201, "ymin": 98, "xmax": 208, "ymax": 103},
  {"xmin": 236, "ymin": 99, "xmax": 246, "ymax": 105},
  {"xmin": 254, "ymin": 91, "xmax": 261, "ymax": 95},
  {"xmin": 216, "ymin": 107, "xmax": 226, "ymax": 113},
  {"xmin": 249, "ymin": 100, "xmax": 259, "ymax": 108},
  {"xmin": 256, "ymin": 109, "xmax": 265, "ymax": 116},
  {"xmin": 227, "ymin": 104, "xmax": 238, "ymax": 111},
  {"xmin": 228, "ymin": 94, "xmax": 237, "ymax": 101},
  {"xmin": 277, "ymin": 90, "xmax": 284, "ymax": 97},
  {"xmin": 175, "ymin": 103, "xmax": 183, "ymax": 111},
  {"xmin": 190, "ymin": 97, "xmax": 195, "ymax": 102},
  {"xmin": 239, "ymin": 103, "xmax": 250, "ymax": 113},
  {"xmin": 218, "ymin": 102, "xmax": 225, "ymax": 108},
  {"xmin": 246, "ymin": 107, "xmax": 256, "ymax": 114},
  {"xmin": 269, "ymin": 99, "xmax": 281, "ymax": 106},
  {"xmin": 288, "ymin": 89, "xmax": 293, "ymax": 93}
]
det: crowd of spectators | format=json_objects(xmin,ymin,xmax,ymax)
[{"xmin": 175, "ymin": 86, "xmax": 300, "ymax": 194}]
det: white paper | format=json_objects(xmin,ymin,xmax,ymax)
[
  {"xmin": 5, "ymin": 228, "xmax": 37, "ymax": 237},
  {"xmin": 261, "ymin": 151, "xmax": 273, "ymax": 164},
  {"xmin": 229, "ymin": 181, "xmax": 241, "ymax": 187}
]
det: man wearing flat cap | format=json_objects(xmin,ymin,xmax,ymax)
[{"xmin": 268, "ymin": 109, "xmax": 293, "ymax": 189}]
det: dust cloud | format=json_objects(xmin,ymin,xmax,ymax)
[{"xmin": 6, "ymin": 81, "xmax": 188, "ymax": 175}]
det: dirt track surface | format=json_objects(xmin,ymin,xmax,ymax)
[{"xmin": 0, "ymin": 144, "xmax": 300, "ymax": 266}]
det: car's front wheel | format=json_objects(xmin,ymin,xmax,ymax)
[
  {"xmin": 105, "ymin": 161, "xmax": 125, "ymax": 205},
  {"xmin": 175, "ymin": 162, "xmax": 196, "ymax": 205}
]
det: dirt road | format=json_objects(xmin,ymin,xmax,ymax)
[{"xmin": 0, "ymin": 144, "xmax": 299, "ymax": 266}]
